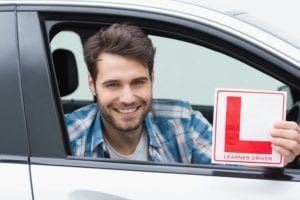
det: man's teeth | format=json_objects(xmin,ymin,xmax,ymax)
[{"xmin": 117, "ymin": 107, "xmax": 137, "ymax": 113}]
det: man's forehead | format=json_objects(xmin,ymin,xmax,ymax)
[
  {"xmin": 95, "ymin": 54, "xmax": 149, "ymax": 81},
  {"xmin": 96, "ymin": 53, "xmax": 149, "ymax": 72}
]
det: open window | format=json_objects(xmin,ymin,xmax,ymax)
[
  {"xmin": 42, "ymin": 12, "xmax": 300, "ymax": 169},
  {"xmin": 49, "ymin": 22, "xmax": 294, "ymax": 124}
]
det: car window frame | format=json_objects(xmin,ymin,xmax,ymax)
[{"xmin": 0, "ymin": 7, "xmax": 29, "ymax": 159}]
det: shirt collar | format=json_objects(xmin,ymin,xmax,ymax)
[
  {"xmin": 90, "ymin": 109, "xmax": 104, "ymax": 152},
  {"xmin": 144, "ymin": 112, "xmax": 161, "ymax": 148}
]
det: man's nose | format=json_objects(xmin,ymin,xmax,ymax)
[{"xmin": 119, "ymin": 86, "xmax": 135, "ymax": 104}]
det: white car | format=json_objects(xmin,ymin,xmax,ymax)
[{"xmin": 0, "ymin": 0, "xmax": 299, "ymax": 199}]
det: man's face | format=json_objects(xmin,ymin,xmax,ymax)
[{"xmin": 89, "ymin": 53, "xmax": 153, "ymax": 132}]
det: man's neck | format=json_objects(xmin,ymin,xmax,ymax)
[{"xmin": 101, "ymin": 121, "xmax": 144, "ymax": 155}]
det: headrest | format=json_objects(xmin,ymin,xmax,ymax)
[
  {"xmin": 286, "ymin": 101, "xmax": 300, "ymax": 124},
  {"xmin": 52, "ymin": 49, "xmax": 78, "ymax": 97}
]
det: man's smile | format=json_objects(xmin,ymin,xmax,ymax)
[{"xmin": 113, "ymin": 105, "xmax": 142, "ymax": 114}]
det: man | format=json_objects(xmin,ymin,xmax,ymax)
[{"xmin": 65, "ymin": 23, "xmax": 300, "ymax": 165}]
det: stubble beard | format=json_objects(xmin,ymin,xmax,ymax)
[{"xmin": 98, "ymin": 99, "xmax": 152, "ymax": 133}]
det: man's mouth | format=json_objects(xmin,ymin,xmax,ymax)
[{"xmin": 113, "ymin": 106, "xmax": 141, "ymax": 114}]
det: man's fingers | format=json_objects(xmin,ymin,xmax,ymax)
[
  {"xmin": 270, "ymin": 137, "xmax": 300, "ymax": 156},
  {"xmin": 274, "ymin": 121, "xmax": 300, "ymax": 131},
  {"xmin": 270, "ymin": 121, "xmax": 300, "ymax": 166},
  {"xmin": 272, "ymin": 144, "xmax": 294, "ymax": 165},
  {"xmin": 270, "ymin": 128, "xmax": 300, "ymax": 142}
]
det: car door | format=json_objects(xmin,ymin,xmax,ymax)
[
  {"xmin": 0, "ymin": 5, "xmax": 32, "ymax": 200},
  {"xmin": 17, "ymin": 2, "xmax": 300, "ymax": 200}
]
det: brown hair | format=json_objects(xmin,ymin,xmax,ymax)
[{"xmin": 84, "ymin": 23, "xmax": 156, "ymax": 80}]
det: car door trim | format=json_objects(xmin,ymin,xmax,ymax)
[
  {"xmin": 0, "ymin": 155, "xmax": 28, "ymax": 163},
  {"xmin": 31, "ymin": 156, "xmax": 300, "ymax": 182}
]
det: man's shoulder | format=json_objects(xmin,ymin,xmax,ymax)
[
  {"xmin": 65, "ymin": 103, "xmax": 98, "ymax": 122},
  {"xmin": 64, "ymin": 103, "xmax": 98, "ymax": 140},
  {"xmin": 151, "ymin": 99, "xmax": 194, "ymax": 119}
]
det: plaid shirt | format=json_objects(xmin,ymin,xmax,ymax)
[{"xmin": 65, "ymin": 99, "xmax": 212, "ymax": 164}]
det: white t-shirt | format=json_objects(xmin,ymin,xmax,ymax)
[{"xmin": 103, "ymin": 129, "xmax": 150, "ymax": 161}]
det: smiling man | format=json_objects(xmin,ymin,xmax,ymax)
[
  {"xmin": 88, "ymin": 52, "xmax": 153, "ymax": 159},
  {"xmin": 65, "ymin": 23, "xmax": 300, "ymax": 165}
]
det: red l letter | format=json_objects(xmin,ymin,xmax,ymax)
[{"xmin": 225, "ymin": 96, "xmax": 272, "ymax": 154}]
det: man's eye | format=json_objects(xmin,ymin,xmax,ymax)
[
  {"xmin": 106, "ymin": 83, "xmax": 120, "ymax": 88},
  {"xmin": 133, "ymin": 80, "xmax": 146, "ymax": 86}
]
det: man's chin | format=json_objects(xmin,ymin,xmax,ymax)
[{"xmin": 114, "ymin": 122, "xmax": 142, "ymax": 132}]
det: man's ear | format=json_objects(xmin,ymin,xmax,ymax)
[{"xmin": 88, "ymin": 74, "xmax": 96, "ymax": 96}]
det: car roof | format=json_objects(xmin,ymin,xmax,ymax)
[
  {"xmin": 174, "ymin": 0, "xmax": 300, "ymax": 49},
  {"xmin": 2, "ymin": 0, "xmax": 300, "ymax": 66}
]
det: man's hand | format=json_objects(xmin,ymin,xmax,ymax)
[{"xmin": 270, "ymin": 121, "xmax": 300, "ymax": 166}]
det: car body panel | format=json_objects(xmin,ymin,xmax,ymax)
[
  {"xmin": 31, "ymin": 163, "xmax": 300, "ymax": 200},
  {"xmin": 0, "ymin": 9, "xmax": 29, "ymax": 156},
  {"xmin": 0, "ymin": 163, "xmax": 32, "ymax": 199}
]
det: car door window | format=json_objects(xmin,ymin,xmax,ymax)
[{"xmin": 43, "ymin": 13, "xmax": 298, "ymax": 171}]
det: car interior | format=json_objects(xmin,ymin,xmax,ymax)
[
  {"xmin": 50, "ymin": 22, "xmax": 300, "ymax": 126},
  {"xmin": 52, "ymin": 46, "xmax": 215, "ymax": 122},
  {"xmin": 49, "ymin": 21, "xmax": 218, "ymax": 122}
]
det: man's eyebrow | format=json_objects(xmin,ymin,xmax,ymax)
[
  {"xmin": 102, "ymin": 77, "xmax": 149, "ymax": 85},
  {"xmin": 132, "ymin": 77, "xmax": 149, "ymax": 82},
  {"xmin": 102, "ymin": 79, "xmax": 119, "ymax": 85}
]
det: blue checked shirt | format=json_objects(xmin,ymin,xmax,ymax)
[{"xmin": 65, "ymin": 99, "xmax": 212, "ymax": 164}]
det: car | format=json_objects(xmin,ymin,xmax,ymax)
[{"xmin": 1, "ymin": 0, "xmax": 300, "ymax": 199}]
